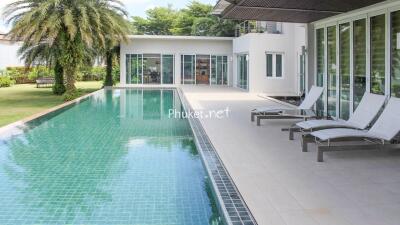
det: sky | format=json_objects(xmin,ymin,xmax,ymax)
[{"xmin": 0, "ymin": 0, "xmax": 217, "ymax": 33}]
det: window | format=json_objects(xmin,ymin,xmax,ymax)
[
  {"xmin": 266, "ymin": 53, "xmax": 284, "ymax": 78},
  {"xmin": 391, "ymin": 10, "xmax": 400, "ymax": 97},
  {"xmin": 276, "ymin": 54, "xmax": 283, "ymax": 77},
  {"xmin": 370, "ymin": 14, "xmax": 386, "ymax": 95},
  {"xmin": 327, "ymin": 25, "xmax": 337, "ymax": 117},
  {"xmin": 266, "ymin": 54, "xmax": 273, "ymax": 77},
  {"xmin": 339, "ymin": 23, "xmax": 351, "ymax": 120},
  {"xmin": 126, "ymin": 54, "xmax": 142, "ymax": 84},
  {"xmin": 237, "ymin": 54, "xmax": 248, "ymax": 90},
  {"xmin": 353, "ymin": 19, "xmax": 367, "ymax": 109},
  {"xmin": 316, "ymin": 28, "xmax": 325, "ymax": 117},
  {"xmin": 162, "ymin": 55, "xmax": 174, "ymax": 84}
]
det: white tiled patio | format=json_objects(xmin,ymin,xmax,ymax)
[{"xmin": 180, "ymin": 86, "xmax": 400, "ymax": 225}]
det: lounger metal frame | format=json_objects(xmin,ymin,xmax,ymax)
[{"xmin": 302, "ymin": 134, "xmax": 400, "ymax": 162}]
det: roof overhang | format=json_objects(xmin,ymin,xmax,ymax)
[{"xmin": 213, "ymin": 0, "xmax": 387, "ymax": 23}]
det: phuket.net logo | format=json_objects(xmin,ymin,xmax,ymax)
[{"xmin": 168, "ymin": 107, "xmax": 231, "ymax": 119}]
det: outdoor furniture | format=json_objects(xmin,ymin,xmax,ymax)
[
  {"xmin": 288, "ymin": 93, "xmax": 387, "ymax": 140},
  {"xmin": 251, "ymin": 86, "xmax": 323, "ymax": 126},
  {"xmin": 302, "ymin": 97, "xmax": 400, "ymax": 162},
  {"xmin": 36, "ymin": 77, "xmax": 55, "ymax": 88}
]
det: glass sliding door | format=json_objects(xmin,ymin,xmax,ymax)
[
  {"xmin": 327, "ymin": 26, "xmax": 337, "ymax": 117},
  {"xmin": 237, "ymin": 54, "xmax": 248, "ymax": 90},
  {"xmin": 222, "ymin": 56, "xmax": 228, "ymax": 85},
  {"xmin": 391, "ymin": 11, "xmax": 400, "ymax": 97},
  {"xmin": 162, "ymin": 55, "xmax": 174, "ymax": 84},
  {"xmin": 339, "ymin": 23, "xmax": 351, "ymax": 120},
  {"xmin": 143, "ymin": 54, "xmax": 161, "ymax": 84},
  {"xmin": 126, "ymin": 54, "xmax": 143, "ymax": 84},
  {"xmin": 316, "ymin": 28, "xmax": 325, "ymax": 116},
  {"xmin": 211, "ymin": 56, "xmax": 217, "ymax": 85},
  {"xmin": 196, "ymin": 55, "xmax": 210, "ymax": 84},
  {"xmin": 210, "ymin": 55, "xmax": 228, "ymax": 85},
  {"xmin": 299, "ymin": 46, "xmax": 306, "ymax": 94},
  {"xmin": 353, "ymin": 19, "xmax": 367, "ymax": 109},
  {"xmin": 217, "ymin": 56, "xmax": 223, "ymax": 84},
  {"xmin": 370, "ymin": 14, "xmax": 386, "ymax": 95},
  {"xmin": 181, "ymin": 55, "xmax": 195, "ymax": 84}
]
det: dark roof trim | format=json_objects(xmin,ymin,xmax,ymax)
[{"xmin": 213, "ymin": 0, "xmax": 387, "ymax": 23}]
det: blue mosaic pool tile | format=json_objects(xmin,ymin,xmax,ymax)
[{"xmin": 0, "ymin": 89, "xmax": 224, "ymax": 225}]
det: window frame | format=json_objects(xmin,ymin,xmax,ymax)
[{"xmin": 265, "ymin": 52, "xmax": 285, "ymax": 79}]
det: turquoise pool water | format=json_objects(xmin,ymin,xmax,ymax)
[{"xmin": 0, "ymin": 89, "xmax": 223, "ymax": 225}]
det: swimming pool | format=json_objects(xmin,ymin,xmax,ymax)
[{"xmin": 0, "ymin": 89, "xmax": 224, "ymax": 225}]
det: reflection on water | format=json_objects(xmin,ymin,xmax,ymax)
[{"xmin": 0, "ymin": 89, "xmax": 223, "ymax": 225}]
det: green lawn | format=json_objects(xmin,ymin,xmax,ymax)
[{"xmin": 0, "ymin": 81, "xmax": 103, "ymax": 127}]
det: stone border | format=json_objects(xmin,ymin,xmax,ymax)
[{"xmin": 177, "ymin": 88, "xmax": 258, "ymax": 225}]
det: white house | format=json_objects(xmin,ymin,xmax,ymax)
[
  {"xmin": 213, "ymin": 0, "xmax": 400, "ymax": 120},
  {"xmin": 0, "ymin": 34, "xmax": 23, "ymax": 69},
  {"xmin": 119, "ymin": 23, "xmax": 306, "ymax": 95}
]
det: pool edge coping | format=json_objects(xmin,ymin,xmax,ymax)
[{"xmin": 177, "ymin": 88, "xmax": 258, "ymax": 225}]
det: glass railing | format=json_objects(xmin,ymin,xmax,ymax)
[{"xmin": 235, "ymin": 21, "xmax": 283, "ymax": 37}]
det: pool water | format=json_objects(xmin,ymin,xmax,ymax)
[{"xmin": 0, "ymin": 89, "xmax": 224, "ymax": 225}]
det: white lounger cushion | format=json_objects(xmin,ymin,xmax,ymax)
[
  {"xmin": 298, "ymin": 86, "xmax": 324, "ymax": 109},
  {"xmin": 297, "ymin": 93, "xmax": 386, "ymax": 130},
  {"xmin": 368, "ymin": 97, "xmax": 400, "ymax": 141},
  {"xmin": 311, "ymin": 97, "xmax": 400, "ymax": 142},
  {"xmin": 297, "ymin": 120, "xmax": 349, "ymax": 130},
  {"xmin": 346, "ymin": 93, "xmax": 387, "ymax": 129},
  {"xmin": 253, "ymin": 86, "xmax": 323, "ymax": 113},
  {"xmin": 311, "ymin": 128, "xmax": 377, "ymax": 141}
]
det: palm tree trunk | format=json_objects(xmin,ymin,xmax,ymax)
[
  {"xmin": 104, "ymin": 50, "xmax": 113, "ymax": 86},
  {"xmin": 64, "ymin": 66, "xmax": 77, "ymax": 91},
  {"xmin": 52, "ymin": 60, "xmax": 66, "ymax": 95}
]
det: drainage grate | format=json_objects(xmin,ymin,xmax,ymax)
[{"xmin": 177, "ymin": 89, "xmax": 257, "ymax": 225}]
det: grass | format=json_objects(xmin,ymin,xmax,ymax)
[{"xmin": 0, "ymin": 81, "xmax": 103, "ymax": 127}]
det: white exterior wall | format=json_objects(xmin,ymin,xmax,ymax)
[
  {"xmin": 120, "ymin": 36, "xmax": 233, "ymax": 86},
  {"xmin": 233, "ymin": 23, "xmax": 306, "ymax": 94},
  {"xmin": 0, "ymin": 41, "xmax": 24, "ymax": 69}
]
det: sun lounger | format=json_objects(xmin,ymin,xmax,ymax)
[
  {"xmin": 251, "ymin": 86, "xmax": 323, "ymax": 126},
  {"xmin": 302, "ymin": 97, "xmax": 400, "ymax": 162},
  {"xmin": 289, "ymin": 93, "xmax": 386, "ymax": 140}
]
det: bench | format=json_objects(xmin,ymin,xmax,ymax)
[{"xmin": 36, "ymin": 77, "xmax": 55, "ymax": 88}]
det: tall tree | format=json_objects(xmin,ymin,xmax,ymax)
[
  {"xmin": 132, "ymin": 1, "xmax": 238, "ymax": 37},
  {"xmin": 4, "ymin": 0, "xmax": 129, "ymax": 93},
  {"xmin": 132, "ymin": 5, "xmax": 178, "ymax": 35}
]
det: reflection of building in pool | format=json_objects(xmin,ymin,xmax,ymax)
[{"xmin": 118, "ymin": 89, "xmax": 190, "ymax": 136}]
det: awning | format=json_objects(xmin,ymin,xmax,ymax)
[{"xmin": 213, "ymin": 0, "xmax": 386, "ymax": 23}]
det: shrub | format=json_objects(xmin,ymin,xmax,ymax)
[
  {"xmin": 79, "ymin": 66, "xmax": 105, "ymax": 81},
  {"xmin": 27, "ymin": 66, "xmax": 54, "ymax": 80},
  {"xmin": 0, "ymin": 76, "xmax": 15, "ymax": 87},
  {"xmin": 6, "ymin": 67, "xmax": 31, "ymax": 84},
  {"xmin": 6, "ymin": 66, "xmax": 53, "ymax": 84},
  {"xmin": 91, "ymin": 66, "xmax": 106, "ymax": 81},
  {"xmin": 63, "ymin": 89, "xmax": 82, "ymax": 101}
]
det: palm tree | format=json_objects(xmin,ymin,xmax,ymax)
[
  {"xmin": 4, "ymin": 0, "xmax": 129, "ymax": 93},
  {"xmin": 18, "ymin": 39, "xmax": 66, "ymax": 94}
]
